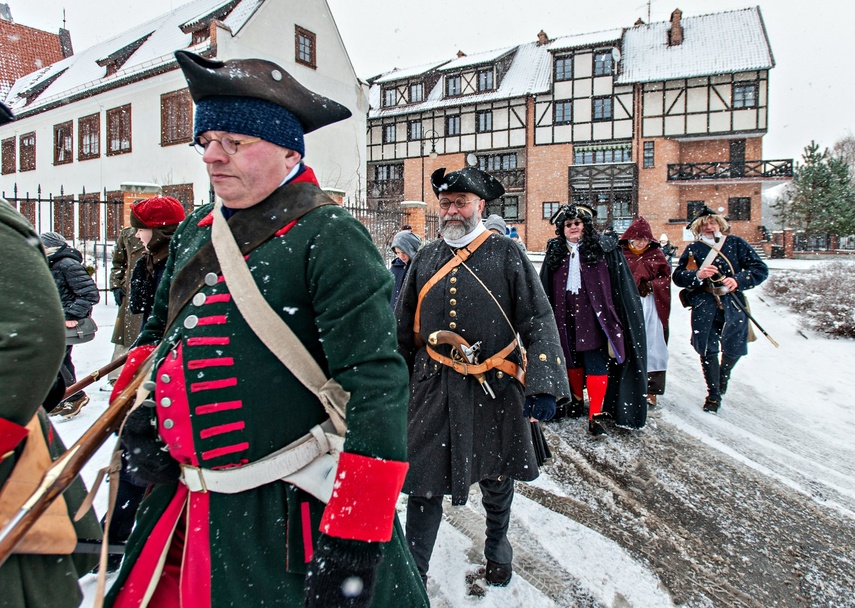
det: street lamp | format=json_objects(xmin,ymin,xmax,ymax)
[{"xmin": 421, "ymin": 129, "xmax": 439, "ymax": 202}]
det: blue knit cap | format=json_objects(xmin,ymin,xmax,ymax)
[{"xmin": 194, "ymin": 96, "xmax": 305, "ymax": 156}]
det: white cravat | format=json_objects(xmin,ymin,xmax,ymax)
[
  {"xmin": 443, "ymin": 222, "xmax": 487, "ymax": 248},
  {"xmin": 700, "ymin": 233, "xmax": 722, "ymax": 247},
  {"xmin": 565, "ymin": 240, "xmax": 581, "ymax": 294}
]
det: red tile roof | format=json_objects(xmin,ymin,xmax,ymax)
[{"xmin": 0, "ymin": 20, "xmax": 67, "ymax": 97}]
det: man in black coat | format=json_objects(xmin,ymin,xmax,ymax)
[
  {"xmin": 396, "ymin": 167, "xmax": 570, "ymax": 588},
  {"xmin": 672, "ymin": 206, "xmax": 768, "ymax": 412}
]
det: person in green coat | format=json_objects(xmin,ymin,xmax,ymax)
[
  {"xmin": 0, "ymin": 99, "xmax": 102, "ymax": 608},
  {"xmin": 105, "ymin": 52, "xmax": 428, "ymax": 608}
]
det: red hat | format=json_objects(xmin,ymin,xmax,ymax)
[{"xmin": 130, "ymin": 196, "xmax": 186, "ymax": 228}]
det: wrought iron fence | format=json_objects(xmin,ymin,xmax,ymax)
[{"xmin": 341, "ymin": 198, "xmax": 407, "ymax": 264}]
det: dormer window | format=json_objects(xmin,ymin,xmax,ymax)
[
  {"xmin": 477, "ymin": 69, "xmax": 494, "ymax": 92},
  {"xmin": 383, "ymin": 88, "xmax": 396, "ymax": 107},
  {"xmin": 409, "ymin": 82, "xmax": 424, "ymax": 103},
  {"xmin": 97, "ymin": 33, "xmax": 153, "ymax": 77},
  {"xmin": 446, "ymin": 75, "xmax": 461, "ymax": 97},
  {"xmin": 594, "ymin": 50, "xmax": 614, "ymax": 76}
]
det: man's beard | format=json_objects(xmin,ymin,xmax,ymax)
[{"xmin": 440, "ymin": 212, "xmax": 481, "ymax": 240}]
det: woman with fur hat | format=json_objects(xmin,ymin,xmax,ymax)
[
  {"xmin": 620, "ymin": 217, "xmax": 672, "ymax": 407},
  {"xmin": 539, "ymin": 204, "xmax": 648, "ymax": 435},
  {"xmin": 127, "ymin": 196, "xmax": 186, "ymax": 322}
]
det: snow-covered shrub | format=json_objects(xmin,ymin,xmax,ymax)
[{"xmin": 764, "ymin": 261, "xmax": 855, "ymax": 338}]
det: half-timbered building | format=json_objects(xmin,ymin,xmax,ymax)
[{"xmin": 367, "ymin": 7, "xmax": 792, "ymax": 249}]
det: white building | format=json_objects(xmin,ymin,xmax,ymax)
[{"xmin": 0, "ymin": 0, "xmax": 367, "ymax": 240}]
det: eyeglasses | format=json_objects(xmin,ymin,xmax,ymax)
[
  {"xmin": 438, "ymin": 196, "xmax": 479, "ymax": 210},
  {"xmin": 191, "ymin": 135, "xmax": 262, "ymax": 155},
  {"xmin": 564, "ymin": 220, "xmax": 584, "ymax": 228}
]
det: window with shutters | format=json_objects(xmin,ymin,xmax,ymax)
[
  {"xmin": 79, "ymin": 193, "xmax": 100, "ymax": 240},
  {"xmin": 106, "ymin": 104, "xmax": 132, "ymax": 155},
  {"xmin": 105, "ymin": 190, "xmax": 123, "ymax": 240},
  {"xmin": 20, "ymin": 132, "xmax": 35, "ymax": 172},
  {"xmin": 78, "ymin": 113, "xmax": 100, "ymax": 161},
  {"xmin": 1, "ymin": 137, "xmax": 15, "ymax": 174},
  {"xmin": 161, "ymin": 89, "xmax": 192, "ymax": 146}
]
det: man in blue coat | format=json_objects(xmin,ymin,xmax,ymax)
[{"xmin": 672, "ymin": 206, "xmax": 768, "ymax": 412}]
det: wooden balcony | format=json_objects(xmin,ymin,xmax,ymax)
[
  {"xmin": 490, "ymin": 168, "xmax": 526, "ymax": 190},
  {"xmin": 667, "ymin": 159, "xmax": 793, "ymax": 183}
]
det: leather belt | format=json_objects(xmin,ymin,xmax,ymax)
[
  {"xmin": 426, "ymin": 339, "xmax": 525, "ymax": 386},
  {"xmin": 179, "ymin": 420, "xmax": 343, "ymax": 494}
]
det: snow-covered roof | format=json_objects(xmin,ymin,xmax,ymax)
[
  {"xmin": 549, "ymin": 28, "xmax": 623, "ymax": 52},
  {"xmin": 372, "ymin": 59, "xmax": 451, "ymax": 85},
  {"xmin": 369, "ymin": 41, "xmax": 552, "ymax": 119},
  {"xmin": 617, "ymin": 7, "xmax": 774, "ymax": 84},
  {"xmin": 3, "ymin": 0, "xmax": 265, "ymax": 115},
  {"xmin": 437, "ymin": 46, "xmax": 516, "ymax": 72}
]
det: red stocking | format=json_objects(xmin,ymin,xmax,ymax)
[
  {"xmin": 587, "ymin": 375, "xmax": 608, "ymax": 418},
  {"xmin": 567, "ymin": 368, "xmax": 585, "ymax": 401}
]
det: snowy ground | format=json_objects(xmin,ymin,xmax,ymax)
[{"xmin": 56, "ymin": 258, "xmax": 855, "ymax": 607}]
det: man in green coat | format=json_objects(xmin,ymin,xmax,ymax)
[
  {"xmin": 0, "ymin": 99, "xmax": 101, "ymax": 607},
  {"xmin": 106, "ymin": 52, "xmax": 427, "ymax": 608}
]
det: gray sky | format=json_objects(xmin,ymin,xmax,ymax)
[{"xmin": 9, "ymin": 0, "xmax": 853, "ymax": 161}]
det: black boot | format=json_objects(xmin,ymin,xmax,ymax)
[
  {"xmin": 485, "ymin": 560, "xmax": 512, "ymax": 586},
  {"xmin": 700, "ymin": 355, "xmax": 721, "ymax": 410},
  {"xmin": 588, "ymin": 416, "xmax": 607, "ymax": 437},
  {"xmin": 719, "ymin": 355, "xmax": 740, "ymax": 396},
  {"xmin": 566, "ymin": 394, "xmax": 586, "ymax": 418}
]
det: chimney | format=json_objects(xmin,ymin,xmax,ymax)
[
  {"xmin": 58, "ymin": 28, "xmax": 74, "ymax": 58},
  {"xmin": 537, "ymin": 30, "xmax": 549, "ymax": 46},
  {"xmin": 669, "ymin": 9, "xmax": 683, "ymax": 46},
  {"xmin": 634, "ymin": 18, "xmax": 645, "ymax": 26},
  {"xmin": 456, "ymin": 50, "xmax": 466, "ymax": 58}
]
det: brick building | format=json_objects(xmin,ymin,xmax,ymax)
[
  {"xmin": 366, "ymin": 7, "xmax": 793, "ymax": 250},
  {"xmin": 0, "ymin": 5, "xmax": 72, "ymax": 98}
]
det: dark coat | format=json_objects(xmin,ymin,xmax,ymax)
[
  {"xmin": 110, "ymin": 226, "xmax": 145, "ymax": 346},
  {"xmin": 540, "ymin": 234, "xmax": 649, "ymax": 429},
  {"xmin": 390, "ymin": 257, "xmax": 409, "ymax": 309},
  {"xmin": 672, "ymin": 236, "xmax": 768, "ymax": 358},
  {"xmin": 396, "ymin": 232, "xmax": 570, "ymax": 505},
  {"xmin": 45, "ymin": 244, "xmax": 100, "ymax": 320},
  {"xmin": 127, "ymin": 256, "xmax": 167, "ymax": 324},
  {"xmin": 106, "ymin": 175, "xmax": 427, "ymax": 608},
  {"xmin": 0, "ymin": 199, "xmax": 101, "ymax": 607}
]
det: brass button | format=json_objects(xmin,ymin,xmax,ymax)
[
  {"xmin": 451, "ymin": 268, "xmax": 458, "ymax": 274},
  {"xmin": 538, "ymin": 353, "xmax": 547, "ymax": 361},
  {"xmin": 163, "ymin": 419, "xmax": 175, "ymax": 430},
  {"xmin": 449, "ymin": 310, "xmax": 457, "ymax": 318},
  {"xmin": 449, "ymin": 299, "xmax": 457, "ymax": 306},
  {"xmin": 450, "ymin": 277, "xmax": 457, "ymax": 284},
  {"xmin": 204, "ymin": 272, "xmax": 218, "ymax": 286},
  {"xmin": 450, "ymin": 287, "xmax": 457, "ymax": 294},
  {"xmin": 496, "ymin": 371, "xmax": 504, "ymax": 379},
  {"xmin": 557, "ymin": 357, "xmax": 562, "ymax": 364},
  {"xmin": 192, "ymin": 293, "xmax": 206, "ymax": 306},
  {"xmin": 449, "ymin": 322, "xmax": 457, "ymax": 329}
]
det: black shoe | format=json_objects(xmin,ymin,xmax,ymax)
[
  {"xmin": 703, "ymin": 398, "xmax": 720, "ymax": 413},
  {"xmin": 719, "ymin": 375, "xmax": 730, "ymax": 396},
  {"xmin": 484, "ymin": 560, "xmax": 512, "ymax": 586},
  {"xmin": 566, "ymin": 396, "xmax": 586, "ymax": 418},
  {"xmin": 588, "ymin": 418, "xmax": 607, "ymax": 437}
]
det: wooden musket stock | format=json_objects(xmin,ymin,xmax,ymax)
[
  {"xmin": 63, "ymin": 353, "xmax": 129, "ymax": 401},
  {"xmin": 0, "ymin": 355, "xmax": 153, "ymax": 566}
]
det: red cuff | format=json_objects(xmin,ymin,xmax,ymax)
[
  {"xmin": 110, "ymin": 344, "xmax": 157, "ymax": 403},
  {"xmin": 0, "ymin": 417, "xmax": 30, "ymax": 457},
  {"xmin": 320, "ymin": 452, "xmax": 408, "ymax": 543}
]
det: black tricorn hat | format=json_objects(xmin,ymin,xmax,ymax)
[
  {"xmin": 549, "ymin": 203, "xmax": 595, "ymax": 226},
  {"xmin": 686, "ymin": 205, "xmax": 719, "ymax": 228},
  {"xmin": 430, "ymin": 167, "xmax": 505, "ymax": 200},
  {"xmin": 174, "ymin": 51, "xmax": 351, "ymax": 133},
  {"xmin": 0, "ymin": 102, "xmax": 15, "ymax": 126}
]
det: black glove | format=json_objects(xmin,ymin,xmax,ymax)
[
  {"xmin": 113, "ymin": 287, "xmax": 126, "ymax": 307},
  {"xmin": 524, "ymin": 394, "xmax": 556, "ymax": 421},
  {"xmin": 304, "ymin": 534, "xmax": 382, "ymax": 608},
  {"xmin": 638, "ymin": 278, "xmax": 652, "ymax": 297},
  {"xmin": 122, "ymin": 405, "xmax": 180, "ymax": 485}
]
